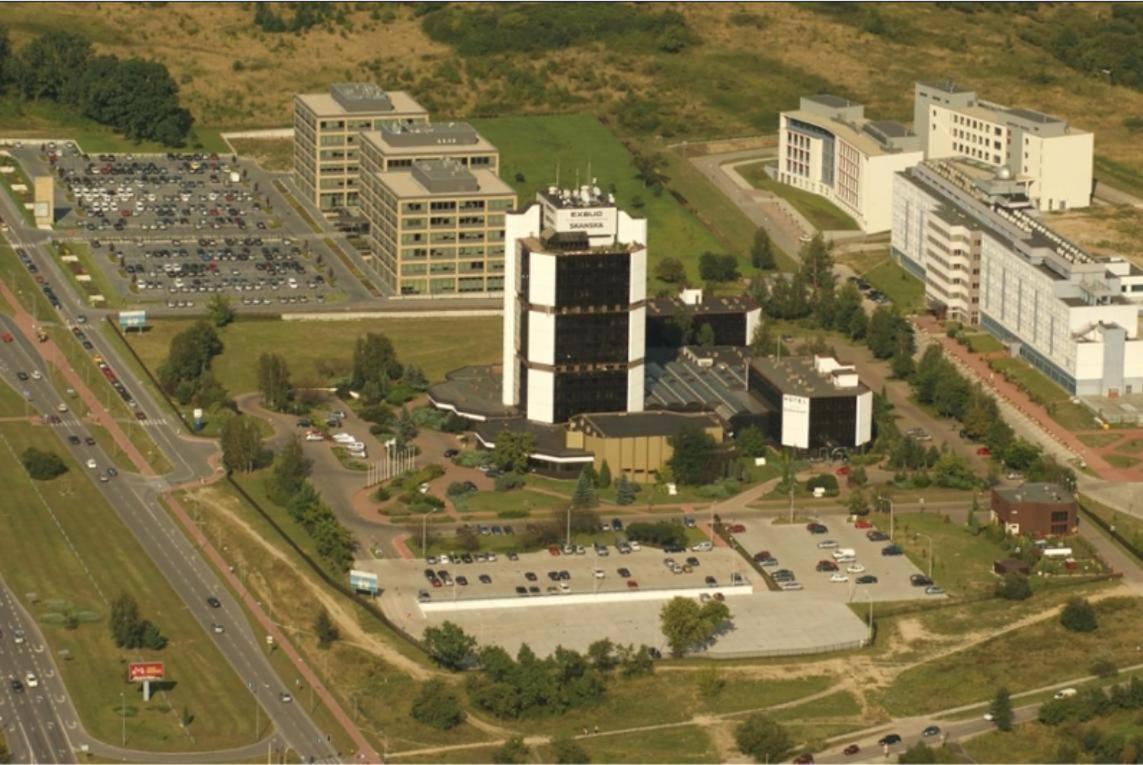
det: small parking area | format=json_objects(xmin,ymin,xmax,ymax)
[
  {"xmin": 98, "ymin": 236, "xmax": 332, "ymax": 308},
  {"xmin": 732, "ymin": 516, "xmax": 942, "ymax": 602},
  {"xmin": 51, "ymin": 146, "xmax": 279, "ymax": 234}
]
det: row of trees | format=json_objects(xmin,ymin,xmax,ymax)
[{"xmin": 0, "ymin": 29, "xmax": 192, "ymax": 145}]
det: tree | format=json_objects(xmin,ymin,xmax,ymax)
[
  {"xmin": 351, "ymin": 332, "xmax": 400, "ymax": 389},
  {"xmin": 492, "ymin": 430, "xmax": 535, "ymax": 473},
  {"xmin": 750, "ymin": 228, "xmax": 776, "ymax": 270},
  {"xmin": 397, "ymin": 405, "xmax": 418, "ymax": 447},
  {"xmin": 109, "ymin": 593, "xmax": 141, "ymax": 648},
  {"xmin": 0, "ymin": 25, "xmax": 11, "ymax": 87},
  {"xmin": 410, "ymin": 679, "xmax": 465, "ymax": 730},
  {"xmin": 932, "ymin": 452, "xmax": 976, "ymax": 490},
  {"xmin": 257, "ymin": 352, "xmax": 291, "ymax": 411},
  {"xmin": 866, "ymin": 306, "xmax": 899, "ymax": 358},
  {"xmin": 995, "ymin": 572, "xmax": 1032, "ymax": 600},
  {"xmin": 990, "ymin": 687, "xmax": 1014, "ymax": 731},
  {"xmin": 157, "ymin": 320, "xmax": 224, "ymax": 398},
  {"xmin": 207, "ymin": 293, "xmax": 235, "ymax": 327},
  {"xmin": 699, "ymin": 252, "xmax": 740, "ymax": 282},
  {"xmin": 734, "ymin": 714, "xmax": 792, "ymax": 763},
  {"xmin": 552, "ymin": 737, "xmax": 590, "ymax": 764},
  {"xmin": 220, "ymin": 415, "xmax": 263, "ymax": 473},
  {"xmin": 734, "ymin": 425, "xmax": 767, "ymax": 458},
  {"xmin": 615, "ymin": 474, "xmax": 637, "ymax": 505},
  {"xmin": 847, "ymin": 488, "xmax": 869, "ymax": 516},
  {"xmin": 423, "ymin": 621, "xmax": 477, "ymax": 670},
  {"xmin": 1060, "ymin": 597, "xmax": 1098, "ymax": 632},
  {"xmin": 696, "ymin": 322, "xmax": 716, "ymax": 347},
  {"xmin": 141, "ymin": 621, "xmax": 168, "ymax": 650},
  {"xmin": 799, "ymin": 234, "xmax": 834, "ymax": 297},
  {"xmin": 314, "ymin": 608, "xmax": 340, "ymax": 649},
  {"xmin": 401, "ymin": 363, "xmax": 429, "ymax": 391},
  {"xmin": 20, "ymin": 447, "xmax": 68, "ymax": 480},
  {"xmin": 890, "ymin": 332, "xmax": 916, "ymax": 379},
  {"xmin": 659, "ymin": 597, "xmax": 731, "ymax": 657},
  {"xmin": 596, "ymin": 460, "xmax": 612, "ymax": 489},
  {"xmin": 587, "ymin": 638, "xmax": 617, "ymax": 672},
  {"xmin": 492, "ymin": 737, "xmax": 530, "ymax": 764},
  {"xmin": 748, "ymin": 320, "xmax": 775, "ymax": 357},
  {"xmin": 571, "ymin": 468, "xmax": 599, "ymax": 509},
  {"xmin": 655, "ymin": 257, "xmax": 687, "ymax": 284},
  {"xmin": 12, "ymin": 31, "xmax": 92, "ymax": 100},
  {"xmin": 847, "ymin": 306, "xmax": 869, "ymax": 340},
  {"xmin": 268, "ymin": 436, "xmax": 312, "ymax": 505},
  {"xmin": 668, "ymin": 425, "xmax": 718, "ymax": 485}
]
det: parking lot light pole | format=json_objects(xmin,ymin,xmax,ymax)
[
  {"xmin": 915, "ymin": 531, "xmax": 934, "ymax": 579},
  {"xmin": 566, "ymin": 503, "xmax": 573, "ymax": 548},
  {"xmin": 421, "ymin": 507, "xmax": 439, "ymax": 558},
  {"xmin": 886, "ymin": 497, "xmax": 895, "ymax": 541}
]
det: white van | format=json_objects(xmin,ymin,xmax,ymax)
[
  {"xmin": 831, "ymin": 548, "xmax": 856, "ymax": 560},
  {"xmin": 1053, "ymin": 688, "xmax": 1077, "ymax": 700}
]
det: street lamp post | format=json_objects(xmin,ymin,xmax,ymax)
[
  {"xmin": 120, "ymin": 691, "xmax": 126, "ymax": 747},
  {"xmin": 915, "ymin": 531, "xmax": 934, "ymax": 579},
  {"xmin": 886, "ymin": 497, "xmax": 895, "ymax": 540},
  {"xmin": 421, "ymin": 507, "xmax": 439, "ymax": 558},
  {"xmin": 566, "ymin": 503, "xmax": 573, "ymax": 548}
]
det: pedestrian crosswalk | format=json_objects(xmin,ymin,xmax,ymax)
[{"xmin": 134, "ymin": 417, "xmax": 168, "ymax": 427}]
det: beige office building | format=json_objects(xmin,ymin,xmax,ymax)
[
  {"xmin": 360, "ymin": 159, "xmax": 515, "ymax": 297},
  {"xmin": 359, "ymin": 122, "xmax": 500, "ymax": 175},
  {"xmin": 293, "ymin": 83, "xmax": 428, "ymax": 212}
]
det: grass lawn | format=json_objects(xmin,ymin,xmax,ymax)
[
  {"xmin": 0, "ymin": 421, "xmax": 258, "ymax": 751},
  {"xmin": 964, "ymin": 706, "xmax": 1143, "ymax": 764},
  {"xmin": 1079, "ymin": 494, "xmax": 1143, "ymax": 556},
  {"xmin": 961, "ymin": 333, "xmax": 1004, "ymax": 354},
  {"xmin": 0, "ymin": 377, "xmax": 28, "ymax": 415},
  {"xmin": 1114, "ymin": 438, "xmax": 1143, "ymax": 454},
  {"xmin": 125, "ymin": 315, "xmax": 503, "ymax": 395},
  {"xmin": 990, "ymin": 357, "xmax": 1068, "ymax": 402},
  {"xmin": 862, "ymin": 258, "xmax": 925, "ymax": 314},
  {"xmin": 878, "ymin": 596, "xmax": 1143, "ymax": 716},
  {"xmin": 1104, "ymin": 453, "xmax": 1139, "ymax": 469},
  {"xmin": 770, "ymin": 690, "xmax": 862, "ymax": 722},
  {"xmin": 227, "ymin": 138, "xmax": 294, "ymax": 172},
  {"xmin": 0, "ymin": 95, "xmax": 227, "ymax": 154},
  {"xmin": 1078, "ymin": 432, "xmax": 1124, "ymax": 449},
  {"xmin": 461, "ymin": 488, "xmax": 562, "ymax": 516},
  {"xmin": 1050, "ymin": 400, "xmax": 1102, "ymax": 432},
  {"xmin": 871, "ymin": 512, "xmax": 1009, "ymax": 597},
  {"xmin": 1095, "ymin": 154, "xmax": 1143, "ymax": 200},
  {"xmin": 472, "ymin": 114, "xmax": 736, "ymax": 289},
  {"xmin": 541, "ymin": 724, "xmax": 718, "ymax": 764},
  {"xmin": 736, "ymin": 161, "xmax": 859, "ymax": 232}
]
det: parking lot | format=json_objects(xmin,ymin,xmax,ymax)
[
  {"xmin": 99, "ymin": 236, "xmax": 333, "ymax": 308},
  {"xmin": 732, "ymin": 516, "xmax": 943, "ymax": 602},
  {"xmin": 368, "ymin": 543, "xmax": 871, "ymax": 658},
  {"xmin": 51, "ymin": 146, "xmax": 280, "ymax": 235}
]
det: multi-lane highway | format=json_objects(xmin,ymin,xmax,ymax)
[{"xmin": 0, "ymin": 181, "xmax": 345, "ymax": 761}]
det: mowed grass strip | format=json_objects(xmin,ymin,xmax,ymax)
[
  {"xmin": 541, "ymin": 724, "xmax": 718, "ymax": 764},
  {"xmin": 736, "ymin": 160, "xmax": 859, "ymax": 232},
  {"xmin": 861, "ymin": 258, "xmax": 925, "ymax": 314},
  {"xmin": 0, "ymin": 421, "xmax": 258, "ymax": 750},
  {"xmin": 472, "ymin": 114, "xmax": 727, "ymax": 287},
  {"xmin": 878, "ymin": 596, "xmax": 1143, "ymax": 716},
  {"xmin": 126, "ymin": 315, "xmax": 503, "ymax": 395}
]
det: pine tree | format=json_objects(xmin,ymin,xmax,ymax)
[
  {"xmin": 571, "ymin": 468, "xmax": 599, "ymax": 509},
  {"xmin": 616, "ymin": 475, "xmax": 636, "ymax": 505},
  {"xmin": 314, "ymin": 608, "xmax": 340, "ymax": 649},
  {"xmin": 751, "ymin": 228, "xmax": 776, "ymax": 270},
  {"xmin": 597, "ymin": 461, "xmax": 612, "ymax": 489}
]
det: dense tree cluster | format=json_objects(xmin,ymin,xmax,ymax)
[
  {"xmin": 109, "ymin": 593, "xmax": 167, "ymax": 651},
  {"xmin": 1021, "ymin": 5, "xmax": 1143, "ymax": 90},
  {"xmin": 158, "ymin": 320, "xmax": 228, "ymax": 407},
  {"xmin": 668, "ymin": 425, "xmax": 720, "ymax": 485},
  {"xmin": 734, "ymin": 714, "xmax": 792, "ymax": 763},
  {"xmin": 699, "ymin": 252, "xmax": 740, "ymax": 283},
  {"xmin": 1039, "ymin": 676, "xmax": 1143, "ymax": 730},
  {"xmin": 421, "ymin": 4, "xmax": 696, "ymax": 56},
  {"xmin": 410, "ymin": 678, "xmax": 465, "ymax": 730},
  {"xmin": 0, "ymin": 29, "xmax": 192, "ymax": 145},
  {"xmin": 20, "ymin": 447, "xmax": 68, "ymax": 480},
  {"xmin": 252, "ymin": 2, "xmax": 340, "ymax": 33},
  {"xmin": 625, "ymin": 521, "xmax": 688, "ymax": 549},
  {"xmin": 219, "ymin": 415, "xmax": 266, "ymax": 474},
  {"xmin": 659, "ymin": 596, "xmax": 732, "ymax": 657},
  {"xmin": 466, "ymin": 643, "xmax": 607, "ymax": 719}
]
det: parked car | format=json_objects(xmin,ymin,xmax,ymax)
[
  {"xmin": 866, "ymin": 530, "xmax": 889, "ymax": 541},
  {"xmin": 843, "ymin": 744, "xmax": 860, "ymax": 756},
  {"xmin": 877, "ymin": 734, "xmax": 902, "ymax": 746},
  {"xmin": 881, "ymin": 545, "xmax": 904, "ymax": 556},
  {"xmin": 922, "ymin": 725, "xmax": 941, "ymax": 737},
  {"xmin": 910, "ymin": 574, "xmax": 933, "ymax": 587},
  {"xmin": 855, "ymin": 575, "xmax": 879, "ymax": 584}
]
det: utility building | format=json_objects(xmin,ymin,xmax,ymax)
[{"xmin": 748, "ymin": 355, "xmax": 872, "ymax": 450}]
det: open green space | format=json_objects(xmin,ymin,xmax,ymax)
[
  {"xmin": 861, "ymin": 258, "xmax": 925, "ymax": 314},
  {"xmin": 1078, "ymin": 432, "xmax": 1124, "ymax": 449},
  {"xmin": 0, "ymin": 421, "xmax": 259, "ymax": 750},
  {"xmin": 0, "ymin": 95, "xmax": 227, "ymax": 154},
  {"xmin": 472, "ymin": 114, "xmax": 734, "ymax": 288},
  {"xmin": 1104, "ymin": 453, "xmax": 1139, "ymax": 469},
  {"xmin": 917, "ymin": 579, "xmax": 1114, "ymax": 638},
  {"xmin": 770, "ymin": 690, "xmax": 862, "ymax": 722},
  {"xmin": 964, "ymin": 705, "xmax": 1143, "ymax": 764},
  {"xmin": 0, "ymin": 152, "xmax": 36, "ymax": 225},
  {"xmin": 541, "ymin": 724, "xmax": 718, "ymax": 764},
  {"xmin": 1115, "ymin": 437, "xmax": 1143, "ymax": 454},
  {"xmin": 871, "ymin": 512, "xmax": 1008, "ymax": 597},
  {"xmin": 125, "ymin": 316, "xmax": 503, "ymax": 395},
  {"xmin": 1095, "ymin": 154, "xmax": 1143, "ymax": 200},
  {"xmin": 736, "ymin": 160, "xmax": 859, "ymax": 232},
  {"xmin": 989, "ymin": 357, "xmax": 1067, "ymax": 403},
  {"xmin": 0, "ymin": 377, "xmax": 28, "ymax": 416},
  {"xmin": 227, "ymin": 138, "xmax": 294, "ymax": 172},
  {"xmin": 1079, "ymin": 494, "xmax": 1143, "ymax": 556},
  {"xmin": 51, "ymin": 240, "xmax": 122, "ymax": 309},
  {"xmin": 460, "ymin": 488, "xmax": 562, "ymax": 516},
  {"xmin": 961, "ymin": 333, "xmax": 1004, "ymax": 354},
  {"xmin": 879, "ymin": 596, "xmax": 1143, "ymax": 716}
]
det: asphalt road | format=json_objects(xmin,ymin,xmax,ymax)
[{"xmin": 0, "ymin": 191, "xmax": 342, "ymax": 762}]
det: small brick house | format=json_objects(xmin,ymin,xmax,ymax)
[{"xmin": 990, "ymin": 483, "xmax": 1078, "ymax": 538}]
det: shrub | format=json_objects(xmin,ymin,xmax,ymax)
[
  {"xmin": 1060, "ymin": 598, "xmax": 1098, "ymax": 632},
  {"xmin": 494, "ymin": 473, "xmax": 525, "ymax": 492},
  {"xmin": 805, "ymin": 473, "xmax": 839, "ymax": 496},
  {"xmin": 21, "ymin": 447, "xmax": 68, "ymax": 480},
  {"xmin": 1090, "ymin": 656, "xmax": 1118, "ymax": 678},
  {"xmin": 410, "ymin": 679, "xmax": 465, "ymax": 730},
  {"xmin": 995, "ymin": 572, "xmax": 1032, "ymax": 601},
  {"xmin": 626, "ymin": 521, "xmax": 687, "ymax": 549}
]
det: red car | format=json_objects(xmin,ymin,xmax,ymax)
[
  {"xmin": 976, "ymin": 447, "xmax": 991, "ymax": 457},
  {"xmin": 793, "ymin": 754, "xmax": 814, "ymax": 764},
  {"xmin": 843, "ymin": 743, "xmax": 860, "ymax": 756},
  {"xmin": 728, "ymin": 524, "xmax": 746, "ymax": 534},
  {"xmin": 835, "ymin": 465, "xmax": 852, "ymax": 476},
  {"xmin": 1, "ymin": 332, "xmax": 12, "ymax": 343},
  {"xmin": 134, "ymin": 411, "xmax": 147, "ymax": 421},
  {"xmin": 547, "ymin": 544, "xmax": 561, "ymax": 556},
  {"xmin": 626, "ymin": 580, "xmax": 638, "ymax": 589},
  {"xmin": 854, "ymin": 519, "xmax": 872, "ymax": 529}
]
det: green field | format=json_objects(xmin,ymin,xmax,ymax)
[
  {"xmin": 964, "ymin": 704, "xmax": 1143, "ymax": 764},
  {"xmin": 125, "ymin": 315, "xmax": 503, "ymax": 395},
  {"xmin": 1079, "ymin": 495, "xmax": 1143, "ymax": 556},
  {"xmin": 736, "ymin": 161, "xmax": 859, "ymax": 231},
  {"xmin": 0, "ymin": 376, "xmax": 29, "ymax": 416},
  {"xmin": 473, "ymin": 114, "xmax": 734, "ymax": 288},
  {"xmin": 460, "ymin": 488, "xmax": 562, "ymax": 516},
  {"xmin": 961, "ymin": 333, "xmax": 1004, "ymax": 354},
  {"xmin": 879, "ymin": 596, "xmax": 1143, "ymax": 716},
  {"xmin": 989, "ymin": 358, "xmax": 1067, "ymax": 402},
  {"xmin": 871, "ymin": 512, "xmax": 1008, "ymax": 597},
  {"xmin": 539, "ymin": 724, "xmax": 718, "ymax": 764},
  {"xmin": 0, "ymin": 421, "xmax": 259, "ymax": 750},
  {"xmin": 861, "ymin": 258, "xmax": 925, "ymax": 314}
]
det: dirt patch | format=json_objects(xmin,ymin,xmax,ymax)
[
  {"xmin": 188, "ymin": 483, "xmax": 433, "ymax": 680},
  {"xmin": 894, "ymin": 617, "xmax": 926, "ymax": 645}
]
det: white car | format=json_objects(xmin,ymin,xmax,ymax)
[
  {"xmin": 846, "ymin": 564, "xmax": 866, "ymax": 574},
  {"xmin": 593, "ymin": 568, "xmax": 605, "ymax": 579},
  {"xmin": 486, "ymin": 552, "xmax": 497, "ymax": 562},
  {"xmin": 829, "ymin": 573, "xmax": 849, "ymax": 583},
  {"xmin": 692, "ymin": 541, "xmax": 713, "ymax": 552},
  {"xmin": 817, "ymin": 540, "xmax": 839, "ymax": 549},
  {"xmin": 24, "ymin": 672, "xmax": 38, "ymax": 688},
  {"xmin": 438, "ymin": 554, "xmax": 451, "ymax": 565},
  {"xmin": 304, "ymin": 431, "xmax": 323, "ymax": 442},
  {"xmin": 629, "ymin": 541, "xmax": 641, "ymax": 551},
  {"xmin": 558, "ymin": 582, "xmax": 571, "ymax": 593},
  {"xmin": 31, "ymin": 370, "xmax": 42, "ymax": 380},
  {"xmin": 57, "ymin": 403, "xmax": 68, "ymax": 413},
  {"xmin": 779, "ymin": 581, "xmax": 804, "ymax": 591},
  {"xmin": 983, "ymin": 712, "xmax": 995, "ymax": 722},
  {"xmin": 85, "ymin": 459, "xmax": 97, "ymax": 470}
]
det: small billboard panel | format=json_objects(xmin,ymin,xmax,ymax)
[
  {"xmin": 350, "ymin": 569, "xmax": 379, "ymax": 596},
  {"xmin": 118, "ymin": 310, "xmax": 147, "ymax": 330},
  {"xmin": 128, "ymin": 662, "xmax": 165, "ymax": 682}
]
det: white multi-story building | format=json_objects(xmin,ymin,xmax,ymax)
[
  {"xmin": 892, "ymin": 159, "xmax": 1143, "ymax": 396},
  {"xmin": 778, "ymin": 95, "xmax": 924, "ymax": 234},
  {"xmin": 913, "ymin": 80, "xmax": 1093, "ymax": 213},
  {"xmin": 503, "ymin": 185, "xmax": 647, "ymax": 424}
]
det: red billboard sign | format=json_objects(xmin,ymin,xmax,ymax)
[{"xmin": 128, "ymin": 662, "xmax": 165, "ymax": 682}]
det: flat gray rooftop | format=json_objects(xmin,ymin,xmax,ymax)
[
  {"xmin": 749, "ymin": 356, "xmax": 867, "ymax": 400},
  {"xmin": 644, "ymin": 348, "xmax": 768, "ymax": 420}
]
